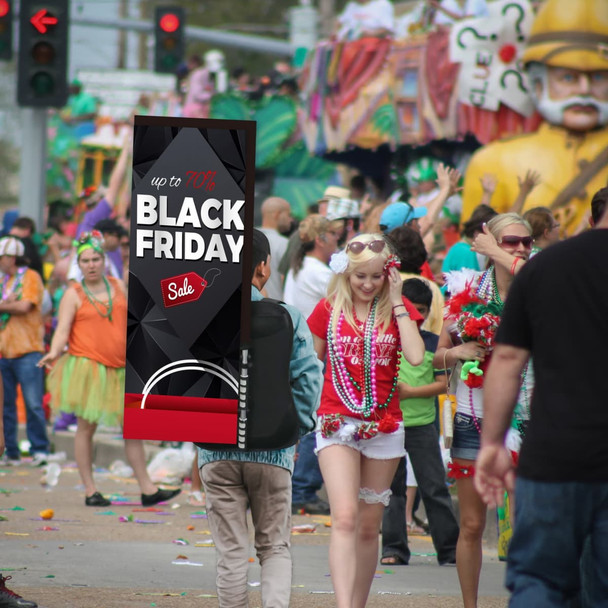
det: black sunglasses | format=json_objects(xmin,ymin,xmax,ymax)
[{"xmin": 498, "ymin": 235, "xmax": 533, "ymax": 248}]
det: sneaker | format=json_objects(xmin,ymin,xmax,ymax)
[
  {"xmin": 292, "ymin": 499, "xmax": 330, "ymax": 515},
  {"xmin": 141, "ymin": 488, "xmax": 181, "ymax": 507},
  {"xmin": 0, "ymin": 455, "xmax": 21, "ymax": 466},
  {"xmin": 53, "ymin": 411, "xmax": 78, "ymax": 432},
  {"xmin": 0, "ymin": 574, "xmax": 38, "ymax": 607},
  {"xmin": 29, "ymin": 453, "xmax": 48, "ymax": 468}
]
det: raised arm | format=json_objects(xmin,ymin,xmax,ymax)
[
  {"xmin": 38, "ymin": 288, "xmax": 79, "ymax": 368},
  {"xmin": 508, "ymin": 170, "xmax": 541, "ymax": 215}
]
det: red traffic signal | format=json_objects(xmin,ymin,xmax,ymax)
[
  {"xmin": 159, "ymin": 13, "xmax": 180, "ymax": 33},
  {"xmin": 17, "ymin": 0, "xmax": 69, "ymax": 107},
  {"xmin": 154, "ymin": 6, "xmax": 185, "ymax": 74},
  {"xmin": 0, "ymin": 0, "xmax": 11, "ymax": 60},
  {"xmin": 30, "ymin": 8, "xmax": 59, "ymax": 34}
]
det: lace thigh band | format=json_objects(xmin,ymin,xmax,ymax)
[{"xmin": 359, "ymin": 487, "xmax": 392, "ymax": 507}]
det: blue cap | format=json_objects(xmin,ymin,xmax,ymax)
[{"xmin": 379, "ymin": 202, "xmax": 427, "ymax": 233}]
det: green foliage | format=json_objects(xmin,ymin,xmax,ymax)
[{"xmin": 209, "ymin": 93, "xmax": 298, "ymax": 168}]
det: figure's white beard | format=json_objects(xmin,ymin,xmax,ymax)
[{"xmin": 536, "ymin": 94, "xmax": 608, "ymax": 128}]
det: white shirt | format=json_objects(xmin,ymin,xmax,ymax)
[
  {"xmin": 284, "ymin": 256, "xmax": 334, "ymax": 319},
  {"xmin": 258, "ymin": 227, "xmax": 288, "ymax": 300},
  {"xmin": 434, "ymin": 0, "xmax": 489, "ymax": 25},
  {"xmin": 338, "ymin": 0, "xmax": 395, "ymax": 41}
]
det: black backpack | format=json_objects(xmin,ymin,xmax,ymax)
[{"xmin": 195, "ymin": 298, "xmax": 299, "ymax": 451}]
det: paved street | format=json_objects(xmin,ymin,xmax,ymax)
[{"xmin": 1, "ymin": 429, "xmax": 508, "ymax": 607}]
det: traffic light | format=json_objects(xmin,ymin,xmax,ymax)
[
  {"xmin": 17, "ymin": 0, "xmax": 69, "ymax": 107},
  {"xmin": 154, "ymin": 6, "xmax": 185, "ymax": 74},
  {"xmin": 0, "ymin": 0, "xmax": 12, "ymax": 60}
]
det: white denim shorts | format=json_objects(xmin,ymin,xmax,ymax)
[{"xmin": 315, "ymin": 415, "xmax": 406, "ymax": 460}]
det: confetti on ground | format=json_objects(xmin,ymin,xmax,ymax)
[
  {"xmin": 187, "ymin": 525, "xmax": 195, "ymax": 531},
  {"xmin": 175, "ymin": 555, "xmax": 189, "ymax": 560},
  {"xmin": 194, "ymin": 540, "xmax": 214, "ymax": 547},
  {"xmin": 248, "ymin": 557, "xmax": 255, "ymax": 563},
  {"xmin": 0, "ymin": 515, "xmax": 7, "ymax": 521},
  {"xmin": 94, "ymin": 511, "xmax": 116, "ymax": 516},
  {"xmin": 310, "ymin": 590, "xmax": 334, "ymax": 594},
  {"xmin": 10, "ymin": 506, "xmax": 25, "ymax": 511},
  {"xmin": 411, "ymin": 552, "xmax": 437, "ymax": 557},
  {"xmin": 196, "ymin": 594, "xmax": 217, "ymax": 598},
  {"xmin": 248, "ymin": 582, "xmax": 261, "ymax": 587},
  {"xmin": 132, "ymin": 507, "xmax": 164, "ymax": 512},
  {"xmin": 172, "ymin": 538, "xmax": 189, "ymax": 545},
  {"xmin": 134, "ymin": 519, "xmax": 166, "ymax": 524},
  {"xmin": 171, "ymin": 560, "xmax": 203, "ymax": 566},
  {"xmin": 291, "ymin": 524, "xmax": 317, "ymax": 534},
  {"xmin": 119, "ymin": 515, "xmax": 134, "ymax": 523},
  {"xmin": 38, "ymin": 526, "xmax": 59, "ymax": 531},
  {"xmin": 5, "ymin": 532, "xmax": 29, "ymax": 536}
]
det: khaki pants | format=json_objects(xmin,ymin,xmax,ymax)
[{"xmin": 201, "ymin": 461, "xmax": 292, "ymax": 608}]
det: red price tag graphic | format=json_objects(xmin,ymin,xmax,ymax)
[{"xmin": 160, "ymin": 272, "xmax": 207, "ymax": 308}]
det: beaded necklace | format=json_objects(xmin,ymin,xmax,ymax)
[
  {"xmin": 81, "ymin": 276, "xmax": 113, "ymax": 321},
  {"xmin": 0, "ymin": 267, "xmax": 27, "ymax": 330},
  {"xmin": 326, "ymin": 297, "xmax": 399, "ymax": 417},
  {"xmin": 467, "ymin": 267, "xmax": 503, "ymax": 433}
]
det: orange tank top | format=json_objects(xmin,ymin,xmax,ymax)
[{"xmin": 68, "ymin": 276, "xmax": 127, "ymax": 368}]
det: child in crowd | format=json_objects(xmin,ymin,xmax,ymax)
[{"xmin": 381, "ymin": 278, "xmax": 459, "ymax": 566}]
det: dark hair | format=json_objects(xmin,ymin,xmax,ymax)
[
  {"xmin": 591, "ymin": 187, "xmax": 608, "ymax": 225},
  {"xmin": 461, "ymin": 204, "xmax": 498, "ymax": 239},
  {"xmin": 522, "ymin": 206, "xmax": 554, "ymax": 240},
  {"xmin": 13, "ymin": 216, "xmax": 36, "ymax": 234},
  {"xmin": 350, "ymin": 174, "xmax": 366, "ymax": 191},
  {"xmin": 385, "ymin": 225, "xmax": 427, "ymax": 274},
  {"xmin": 402, "ymin": 278, "xmax": 432, "ymax": 309},
  {"xmin": 252, "ymin": 229, "xmax": 271, "ymax": 278},
  {"xmin": 307, "ymin": 202, "xmax": 320, "ymax": 215}
]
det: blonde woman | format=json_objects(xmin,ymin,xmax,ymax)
[
  {"xmin": 307, "ymin": 233, "xmax": 425, "ymax": 608},
  {"xmin": 434, "ymin": 213, "xmax": 533, "ymax": 608}
]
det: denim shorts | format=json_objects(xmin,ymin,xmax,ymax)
[
  {"xmin": 315, "ymin": 416, "xmax": 406, "ymax": 460},
  {"xmin": 450, "ymin": 412, "xmax": 482, "ymax": 461}
]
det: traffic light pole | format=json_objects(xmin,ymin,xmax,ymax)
[{"xmin": 19, "ymin": 108, "xmax": 47, "ymax": 230}]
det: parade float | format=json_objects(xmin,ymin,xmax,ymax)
[{"xmin": 298, "ymin": 0, "xmax": 608, "ymax": 234}]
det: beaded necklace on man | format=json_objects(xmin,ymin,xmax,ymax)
[
  {"xmin": 0, "ymin": 266, "xmax": 28, "ymax": 330},
  {"xmin": 326, "ymin": 296, "xmax": 399, "ymax": 417},
  {"xmin": 81, "ymin": 276, "xmax": 113, "ymax": 321}
]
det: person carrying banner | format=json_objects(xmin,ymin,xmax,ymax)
[
  {"xmin": 39, "ymin": 232, "xmax": 180, "ymax": 508},
  {"xmin": 307, "ymin": 233, "xmax": 425, "ymax": 607},
  {"xmin": 197, "ymin": 229, "xmax": 323, "ymax": 608}
]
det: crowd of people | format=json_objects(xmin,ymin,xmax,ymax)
[{"xmin": 1, "ymin": 145, "xmax": 605, "ymax": 606}]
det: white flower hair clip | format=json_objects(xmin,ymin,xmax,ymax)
[{"xmin": 329, "ymin": 250, "xmax": 349, "ymax": 274}]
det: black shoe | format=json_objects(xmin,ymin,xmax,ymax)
[
  {"xmin": 85, "ymin": 492, "xmax": 112, "ymax": 507},
  {"xmin": 141, "ymin": 488, "xmax": 181, "ymax": 507},
  {"xmin": 0, "ymin": 574, "xmax": 38, "ymax": 607},
  {"xmin": 439, "ymin": 557, "xmax": 457, "ymax": 566},
  {"xmin": 292, "ymin": 499, "xmax": 330, "ymax": 515}
]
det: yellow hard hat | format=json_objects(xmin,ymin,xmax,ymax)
[{"xmin": 522, "ymin": 0, "xmax": 608, "ymax": 71}]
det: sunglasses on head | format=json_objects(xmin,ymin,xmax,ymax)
[
  {"xmin": 499, "ymin": 235, "xmax": 533, "ymax": 248},
  {"xmin": 346, "ymin": 239, "xmax": 386, "ymax": 254}
]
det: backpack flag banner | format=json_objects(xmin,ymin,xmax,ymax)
[{"xmin": 124, "ymin": 116, "xmax": 255, "ymax": 443}]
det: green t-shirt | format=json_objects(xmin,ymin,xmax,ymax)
[{"xmin": 398, "ymin": 330, "xmax": 444, "ymax": 427}]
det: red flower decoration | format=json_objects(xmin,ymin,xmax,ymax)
[
  {"xmin": 463, "ymin": 373, "xmax": 484, "ymax": 389},
  {"xmin": 378, "ymin": 413, "xmax": 400, "ymax": 434},
  {"xmin": 447, "ymin": 461, "xmax": 475, "ymax": 479},
  {"xmin": 321, "ymin": 414, "xmax": 344, "ymax": 438},
  {"xmin": 499, "ymin": 44, "xmax": 517, "ymax": 64},
  {"xmin": 355, "ymin": 422, "xmax": 379, "ymax": 440}
]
